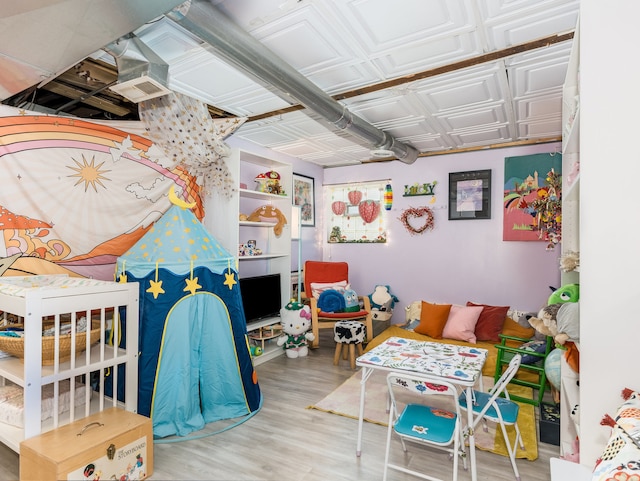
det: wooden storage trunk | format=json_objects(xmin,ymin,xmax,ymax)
[{"xmin": 19, "ymin": 408, "xmax": 152, "ymax": 481}]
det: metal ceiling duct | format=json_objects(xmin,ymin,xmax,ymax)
[
  {"xmin": 166, "ymin": 1, "xmax": 418, "ymax": 164},
  {"xmin": 104, "ymin": 34, "xmax": 172, "ymax": 103}
]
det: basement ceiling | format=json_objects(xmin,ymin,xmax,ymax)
[{"xmin": 1, "ymin": 0, "xmax": 580, "ymax": 167}]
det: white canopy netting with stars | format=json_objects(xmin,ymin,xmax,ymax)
[{"xmin": 139, "ymin": 92, "xmax": 246, "ymax": 198}]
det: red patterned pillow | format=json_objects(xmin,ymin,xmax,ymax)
[{"xmin": 467, "ymin": 302, "xmax": 510, "ymax": 342}]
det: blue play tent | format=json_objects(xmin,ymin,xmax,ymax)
[{"xmin": 116, "ymin": 204, "xmax": 261, "ymax": 438}]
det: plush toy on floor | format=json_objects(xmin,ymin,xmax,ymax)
[
  {"xmin": 277, "ymin": 300, "xmax": 315, "ymax": 358},
  {"xmin": 368, "ymin": 285, "xmax": 399, "ymax": 321}
]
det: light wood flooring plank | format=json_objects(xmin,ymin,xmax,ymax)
[{"xmin": 0, "ymin": 330, "xmax": 560, "ymax": 480}]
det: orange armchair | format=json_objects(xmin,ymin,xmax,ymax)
[{"xmin": 302, "ymin": 261, "xmax": 373, "ymax": 348}]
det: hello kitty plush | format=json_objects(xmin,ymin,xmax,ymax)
[{"xmin": 277, "ymin": 300, "xmax": 315, "ymax": 358}]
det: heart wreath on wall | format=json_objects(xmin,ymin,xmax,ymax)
[{"xmin": 399, "ymin": 206, "xmax": 435, "ymax": 235}]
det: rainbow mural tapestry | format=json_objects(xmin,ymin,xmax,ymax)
[{"xmin": 0, "ymin": 105, "xmax": 216, "ymax": 280}]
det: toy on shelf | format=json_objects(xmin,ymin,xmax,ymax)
[
  {"xmin": 529, "ymin": 283, "xmax": 580, "ymax": 385},
  {"xmin": 238, "ymin": 241, "xmax": 262, "ymax": 257},
  {"xmin": 277, "ymin": 300, "xmax": 315, "ymax": 358},
  {"xmin": 248, "ymin": 324, "xmax": 282, "ymax": 352},
  {"xmin": 254, "ymin": 170, "xmax": 284, "ymax": 195},
  {"xmin": 247, "ymin": 205, "xmax": 287, "ymax": 236},
  {"xmin": 250, "ymin": 345, "xmax": 263, "ymax": 357}
]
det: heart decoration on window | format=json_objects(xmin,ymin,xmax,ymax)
[
  {"xmin": 331, "ymin": 200, "xmax": 346, "ymax": 216},
  {"xmin": 399, "ymin": 206, "xmax": 435, "ymax": 235},
  {"xmin": 347, "ymin": 190, "xmax": 362, "ymax": 205},
  {"xmin": 358, "ymin": 200, "xmax": 380, "ymax": 223}
]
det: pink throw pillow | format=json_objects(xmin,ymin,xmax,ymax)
[{"xmin": 442, "ymin": 305, "xmax": 483, "ymax": 343}]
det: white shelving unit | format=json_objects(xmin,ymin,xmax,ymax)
[
  {"xmin": 205, "ymin": 149, "xmax": 292, "ymax": 366},
  {"xmin": 560, "ymin": 19, "xmax": 580, "ymax": 457},
  {"xmin": 0, "ymin": 276, "xmax": 139, "ymax": 453}
]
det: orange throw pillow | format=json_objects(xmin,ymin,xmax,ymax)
[{"xmin": 415, "ymin": 301, "xmax": 452, "ymax": 339}]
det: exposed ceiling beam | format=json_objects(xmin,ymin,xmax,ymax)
[
  {"xmin": 248, "ymin": 31, "xmax": 575, "ymax": 123},
  {"xmin": 41, "ymin": 81, "xmax": 133, "ymax": 117},
  {"xmin": 357, "ymin": 137, "xmax": 562, "ymax": 165}
]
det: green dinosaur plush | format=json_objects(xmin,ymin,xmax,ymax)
[
  {"xmin": 548, "ymin": 283, "xmax": 579, "ymax": 304},
  {"xmin": 529, "ymin": 284, "xmax": 580, "ymax": 346}
]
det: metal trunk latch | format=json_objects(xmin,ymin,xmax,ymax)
[{"xmin": 107, "ymin": 443, "xmax": 116, "ymax": 460}]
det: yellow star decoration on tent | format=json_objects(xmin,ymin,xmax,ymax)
[
  {"xmin": 184, "ymin": 277, "xmax": 201, "ymax": 295},
  {"xmin": 223, "ymin": 264, "xmax": 237, "ymax": 290},
  {"xmin": 184, "ymin": 261, "xmax": 201, "ymax": 295},
  {"xmin": 147, "ymin": 262, "xmax": 165, "ymax": 299},
  {"xmin": 147, "ymin": 279, "xmax": 165, "ymax": 299}
]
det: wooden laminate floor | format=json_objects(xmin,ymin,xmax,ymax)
[{"xmin": 0, "ymin": 330, "xmax": 560, "ymax": 480}]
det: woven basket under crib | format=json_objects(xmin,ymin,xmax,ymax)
[{"xmin": 0, "ymin": 320, "xmax": 101, "ymax": 365}]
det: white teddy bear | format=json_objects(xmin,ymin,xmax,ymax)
[{"xmin": 277, "ymin": 300, "xmax": 315, "ymax": 358}]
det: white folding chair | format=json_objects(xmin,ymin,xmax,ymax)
[
  {"xmin": 383, "ymin": 372, "xmax": 467, "ymax": 481},
  {"xmin": 459, "ymin": 353, "xmax": 524, "ymax": 481}
]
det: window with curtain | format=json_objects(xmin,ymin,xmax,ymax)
[{"xmin": 324, "ymin": 180, "xmax": 389, "ymax": 243}]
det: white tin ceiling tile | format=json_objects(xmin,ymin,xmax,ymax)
[
  {"xmin": 257, "ymin": 16, "xmax": 351, "ymax": 74},
  {"xmin": 233, "ymin": 124, "xmax": 302, "ymax": 145},
  {"xmin": 168, "ymin": 52, "xmax": 252, "ymax": 94},
  {"xmin": 436, "ymin": 103, "xmax": 508, "ymax": 131},
  {"xmin": 384, "ymin": 119, "xmax": 442, "ymax": 138},
  {"xmin": 507, "ymin": 50, "xmax": 570, "ymax": 98},
  {"xmin": 481, "ymin": 2, "xmax": 579, "ymax": 49},
  {"xmin": 516, "ymin": 117, "xmax": 562, "ymax": 138},
  {"xmin": 347, "ymin": 96, "xmax": 417, "ymax": 126},
  {"xmin": 370, "ymin": 32, "xmax": 483, "ymax": 78},
  {"xmin": 214, "ymin": 0, "xmax": 305, "ymax": 30},
  {"xmin": 478, "ymin": 0, "xmax": 577, "ymax": 19},
  {"xmin": 509, "ymin": 59, "xmax": 567, "ymax": 98},
  {"xmin": 413, "ymin": 69, "xmax": 504, "ymax": 113},
  {"xmin": 515, "ymin": 93, "xmax": 562, "ymax": 120},
  {"xmin": 335, "ymin": 0, "xmax": 473, "ymax": 53},
  {"xmin": 305, "ymin": 132, "xmax": 369, "ymax": 150},
  {"xmin": 301, "ymin": 63, "xmax": 382, "ymax": 95},
  {"xmin": 447, "ymin": 124, "xmax": 511, "ymax": 147},
  {"xmin": 401, "ymin": 134, "xmax": 451, "ymax": 152},
  {"xmin": 270, "ymin": 112, "xmax": 339, "ymax": 137},
  {"xmin": 506, "ymin": 39, "xmax": 572, "ymax": 65}
]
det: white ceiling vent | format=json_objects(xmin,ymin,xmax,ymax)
[
  {"xmin": 105, "ymin": 35, "xmax": 171, "ymax": 103},
  {"xmin": 109, "ymin": 76, "xmax": 172, "ymax": 103}
]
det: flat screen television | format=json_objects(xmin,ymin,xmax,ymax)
[{"xmin": 239, "ymin": 273, "xmax": 282, "ymax": 324}]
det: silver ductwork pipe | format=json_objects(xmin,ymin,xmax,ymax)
[
  {"xmin": 103, "ymin": 34, "xmax": 171, "ymax": 102},
  {"xmin": 166, "ymin": 1, "xmax": 418, "ymax": 164}
]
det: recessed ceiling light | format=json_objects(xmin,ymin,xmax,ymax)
[{"xmin": 370, "ymin": 148, "xmax": 394, "ymax": 158}]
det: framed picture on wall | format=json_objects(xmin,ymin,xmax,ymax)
[
  {"xmin": 448, "ymin": 169, "xmax": 491, "ymax": 220},
  {"xmin": 293, "ymin": 173, "xmax": 315, "ymax": 226}
]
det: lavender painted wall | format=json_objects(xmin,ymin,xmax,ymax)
[
  {"xmin": 322, "ymin": 143, "xmax": 562, "ymax": 324},
  {"xmin": 227, "ymin": 137, "xmax": 562, "ymax": 324}
]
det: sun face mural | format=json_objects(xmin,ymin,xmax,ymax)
[{"xmin": 0, "ymin": 106, "xmax": 206, "ymax": 280}]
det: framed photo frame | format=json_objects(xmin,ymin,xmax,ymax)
[
  {"xmin": 293, "ymin": 173, "xmax": 315, "ymax": 226},
  {"xmin": 448, "ymin": 169, "xmax": 491, "ymax": 220}
]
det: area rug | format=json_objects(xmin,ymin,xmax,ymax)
[{"xmin": 307, "ymin": 369, "xmax": 538, "ymax": 460}]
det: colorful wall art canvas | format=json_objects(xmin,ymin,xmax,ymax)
[{"xmin": 503, "ymin": 153, "xmax": 562, "ymax": 242}]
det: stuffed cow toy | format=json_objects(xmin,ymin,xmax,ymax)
[{"xmin": 277, "ymin": 300, "xmax": 315, "ymax": 358}]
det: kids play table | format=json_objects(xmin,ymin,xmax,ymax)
[{"xmin": 356, "ymin": 336, "xmax": 488, "ymax": 481}]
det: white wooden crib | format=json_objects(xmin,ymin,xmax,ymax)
[{"xmin": 0, "ymin": 275, "xmax": 139, "ymax": 453}]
